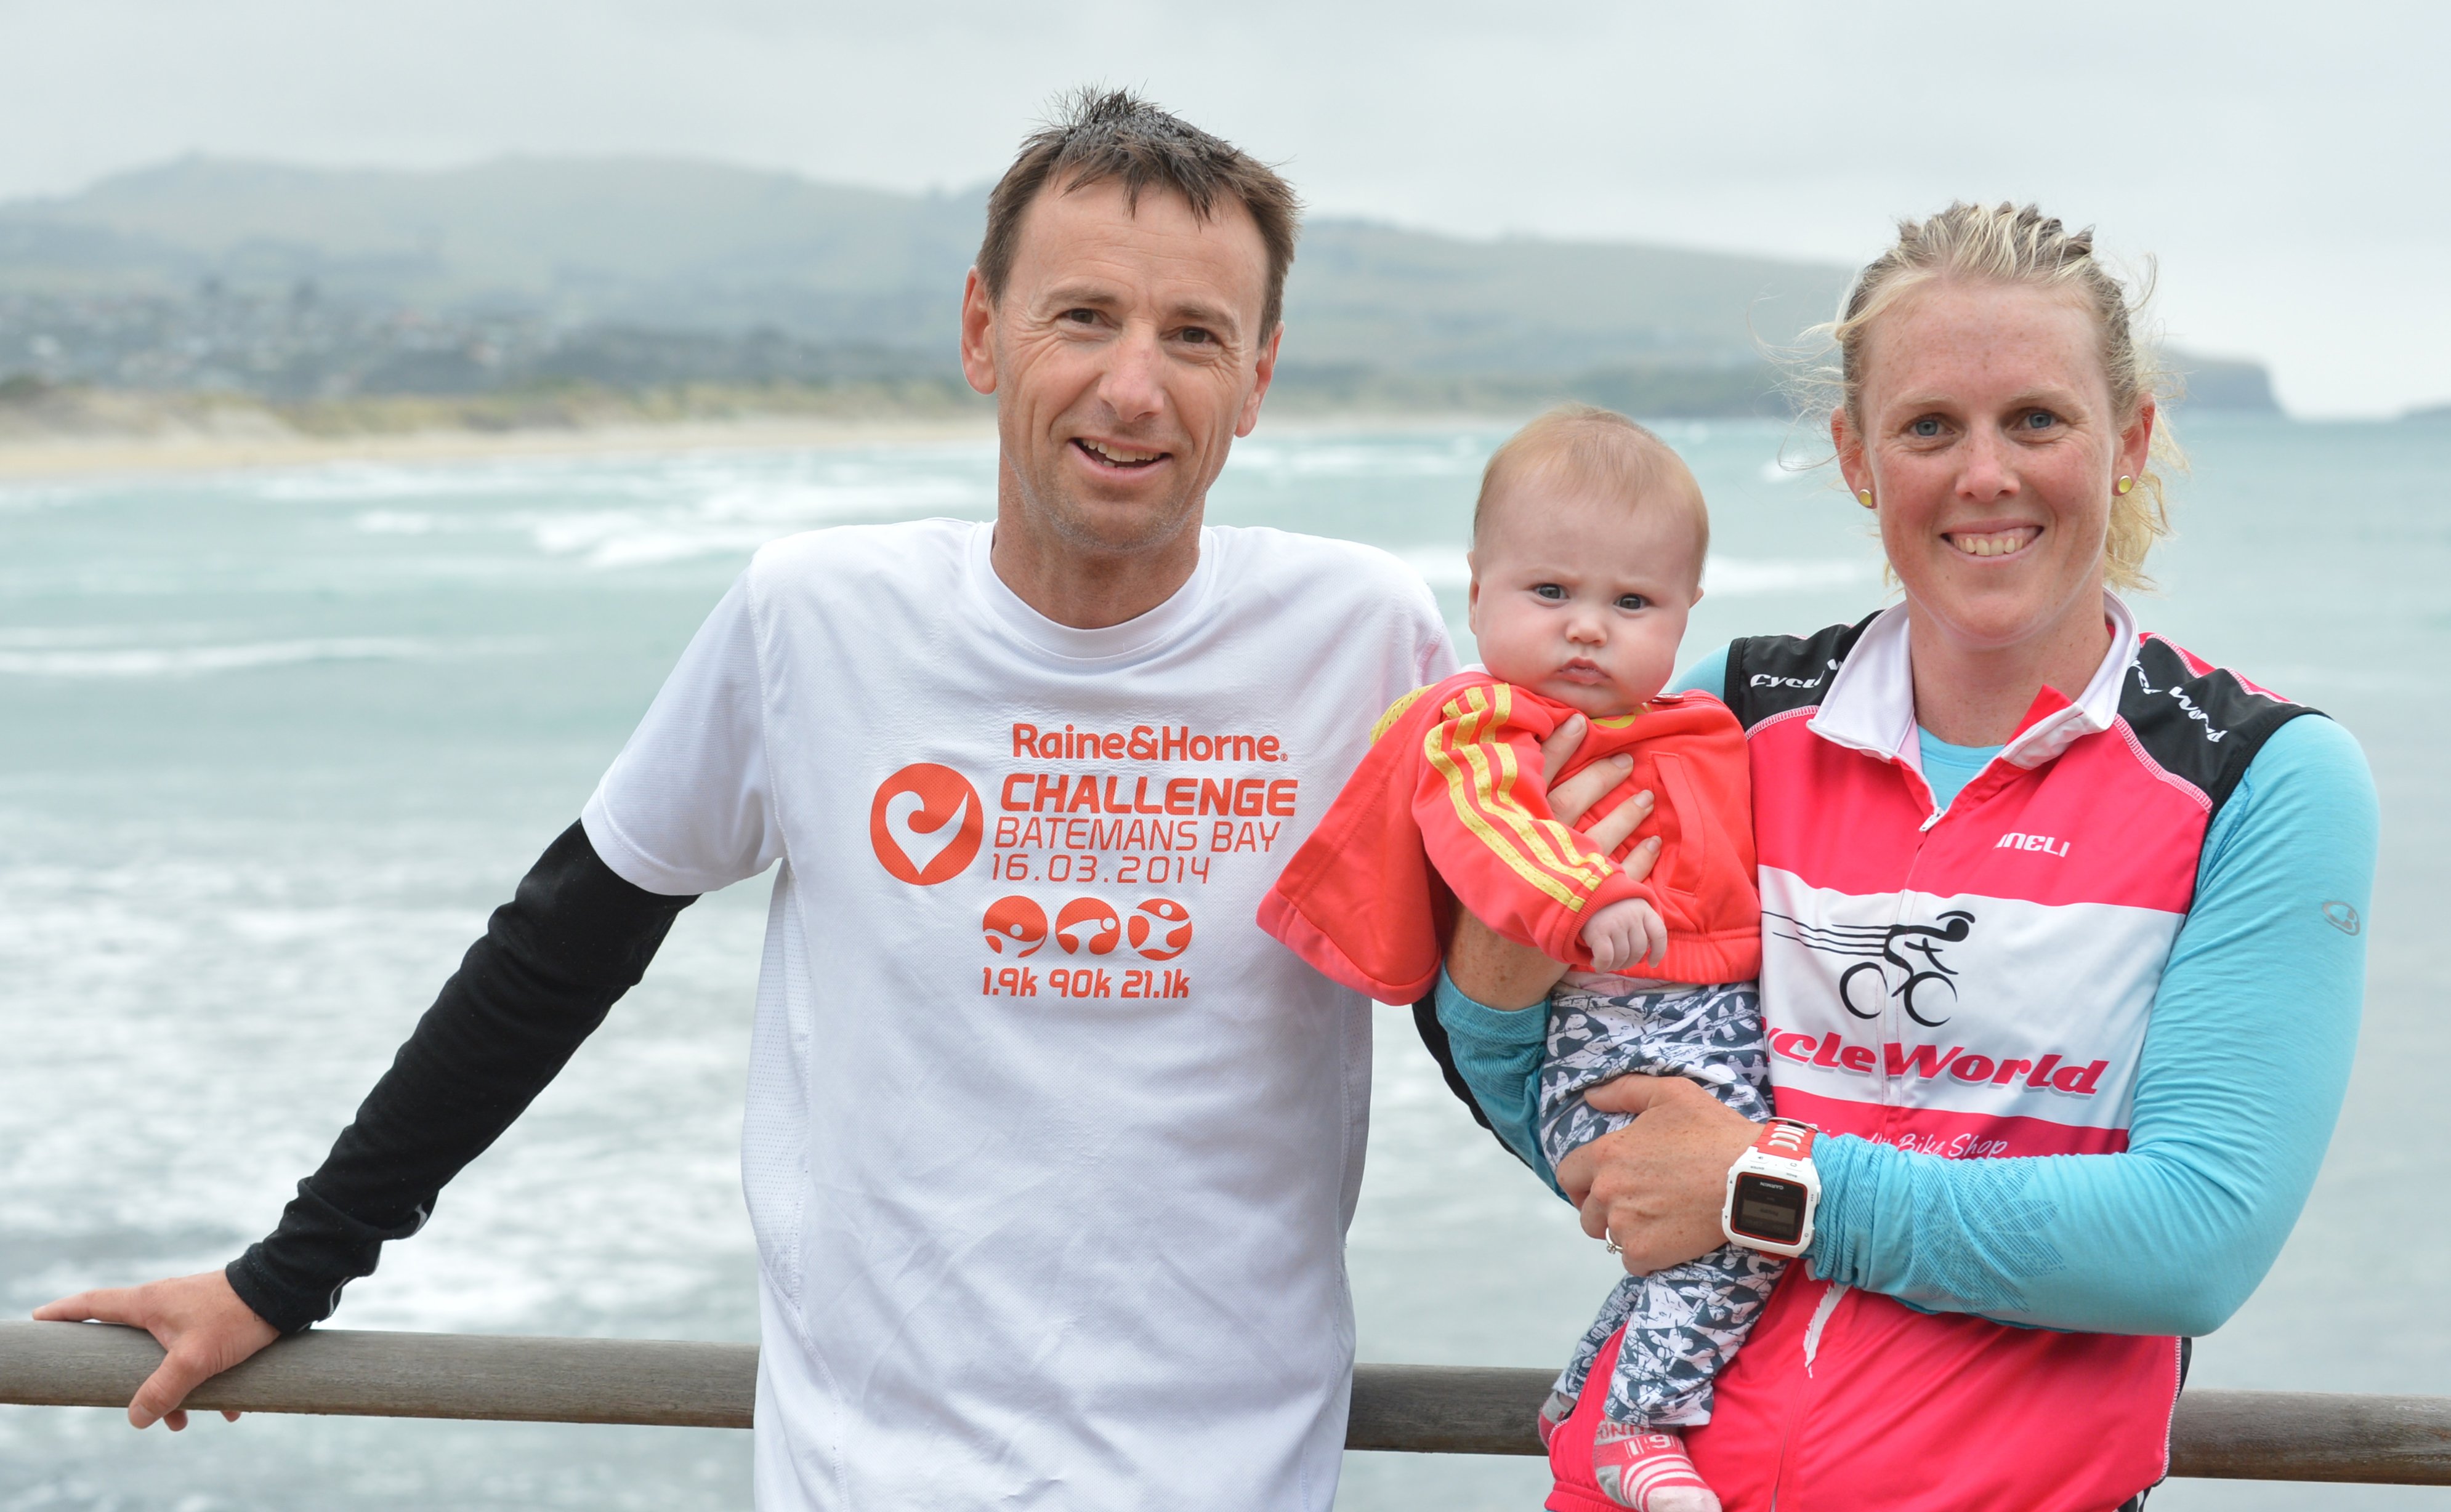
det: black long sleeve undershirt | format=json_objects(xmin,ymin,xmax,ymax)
[{"xmin": 225, "ymin": 821, "xmax": 697, "ymax": 1333}]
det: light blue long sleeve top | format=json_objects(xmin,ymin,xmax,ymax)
[{"xmin": 1433, "ymin": 645, "xmax": 2376, "ymax": 1337}]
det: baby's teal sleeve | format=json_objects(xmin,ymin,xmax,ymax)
[
  {"xmin": 1805, "ymin": 715, "xmax": 2376, "ymax": 1333},
  {"xmin": 1431, "ymin": 970, "xmax": 1563, "ymax": 1199}
]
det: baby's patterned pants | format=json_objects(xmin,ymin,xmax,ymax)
[{"xmin": 1538, "ymin": 976, "xmax": 1784, "ymax": 1428}]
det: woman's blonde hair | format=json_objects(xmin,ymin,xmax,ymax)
[{"xmin": 1801, "ymin": 202, "xmax": 2182, "ymax": 592}]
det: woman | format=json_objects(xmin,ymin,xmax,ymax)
[{"xmin": 1427, "ymin": 203, "xmax": 2376, "ymax": 1512}]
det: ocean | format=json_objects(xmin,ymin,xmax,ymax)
[{"xmin": 1, "ymin": 415, "xmax": 2444, "ymax": 1510}]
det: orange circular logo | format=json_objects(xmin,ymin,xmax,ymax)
[
  {"xmin": 869, "ymin": 763, "xmax": 983, "ymax": 885},
  {"xmin": 1128, "ymin": 898, "xmax": 1193, "ymax": 960},
  {"xmin": 1054, "ymin": 896, "xmax": 1122, "ymax": 955},
  {"xmin": 983, "ymin": 896, "xmax": 1048, "ymax": 956}
]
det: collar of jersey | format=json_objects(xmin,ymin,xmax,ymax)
[
  {"xmin": 1807, "ymin": 590, "xmax": 2141, "ymax": 777},
  {"xmin": 964, "ymin": 520, "xmax": 1222, "ymax": 664}
]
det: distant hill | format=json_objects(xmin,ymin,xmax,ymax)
[
  {"xmin": 0, "ymin": 156, "xmax": 982, "ymax": 341},
  {"xmin": 0, "ymin": 155, "xmax": 2282, "ymax": 414}
]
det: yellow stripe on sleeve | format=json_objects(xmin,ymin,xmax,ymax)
[
  {"xmin": 1452, "ymin": 728, "xmax": 1615, "ymax": 895},
  {"xmin": 1455, "ymin": 687, "xmax": 1615, "ymax": 892},
  {"xmin": 1421, "ymin": 685, "xmax": 1615, "ymax": 912},
  {"xmin": 1426, "ymin": 715, "xmax": 1580, "ymax": 909},
  {"xmin": 1371, "ymin": 685, "xmax": 1436, "ymax": 744}
]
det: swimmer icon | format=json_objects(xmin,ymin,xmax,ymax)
[{"xmin": 982, "ymin": 896, "xmax": 1049, "ymax": 957}]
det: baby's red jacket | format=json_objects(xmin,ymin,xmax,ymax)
[{"xmin": 1258, "ymin": 670, "xmax": 1761, "ymax": 1002}]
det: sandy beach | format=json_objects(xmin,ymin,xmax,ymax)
[{"xmin": 0, "ymin": 413, "xmax": 1017, "ymax": 481}]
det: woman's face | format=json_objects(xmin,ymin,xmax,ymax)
[{"xmin": 1835, "ymin": 279, "xmax": 2154, "ymax": 657}]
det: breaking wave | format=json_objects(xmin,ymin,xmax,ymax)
[{"xmin": 0, "ymin": 637, "xmax": 437, "ymax": 678}]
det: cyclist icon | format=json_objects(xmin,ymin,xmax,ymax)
[{"xmin": 1765, "ymin": 908, "xmax": 1977, "ymax": 1028}]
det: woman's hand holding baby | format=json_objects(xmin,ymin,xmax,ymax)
[
  {"xmin": 1445, "ymin": 714, "xmax": 1662, "ymax": 1009},
  {"xmin": 1555, "ymin": 1075, "xmax": 1760, "ymax": 1276},
  {"xmin": 1581, "ymin": 898, "xmax": 1667, "ymax": 975}
]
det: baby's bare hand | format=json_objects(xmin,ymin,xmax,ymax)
[{"xmin": 1581, "ymin": 898, "xmax": 1666, "ymax": 975}]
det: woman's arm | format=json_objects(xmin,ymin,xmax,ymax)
[
  {"xmin": 1576, "ymin": 715, "xmax": 2376, "ymax": 1333},
  {"xmin": 1432, "ymin": 968, "xmax": 1561, "ymax": 1191},
  {"xmin": 1803, "ymin": 714, "xmax": 2374, "ymax": 1333}
]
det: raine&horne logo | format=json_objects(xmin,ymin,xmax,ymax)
[{"xmin": 870, "ymin": 763, "xmax": 984, "ymax": 885}]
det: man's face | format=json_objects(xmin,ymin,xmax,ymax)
[{"xmin": 961, "ymin": 179, "xmax": 1278, "ymax": 561}]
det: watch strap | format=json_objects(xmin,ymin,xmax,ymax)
[{"xmin": 1753, "ymin": 1119, "xmax": 1814, "ymax": 1162}]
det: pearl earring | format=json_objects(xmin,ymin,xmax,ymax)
[
  {"xmin": 1856, "ymin": 489, "xmax": 1875, "ymax": 509},
  {"xmin": 2115, "ymin": 475, "xmax": 2135, "ymax": 496}
]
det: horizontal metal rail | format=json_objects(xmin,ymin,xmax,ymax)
[{"xmin": 4, "ymin": 1321, "xmax": 2448, "ymax": 1483}]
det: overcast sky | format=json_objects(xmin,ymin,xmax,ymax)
[{"xmin": 0, "ymin": 0, "xmax": 2443, "ymax": 416}]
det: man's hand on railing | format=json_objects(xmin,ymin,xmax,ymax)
[{"xmin": 34, "ymin": 1269, "xmax": 279, "ymax": 1430}]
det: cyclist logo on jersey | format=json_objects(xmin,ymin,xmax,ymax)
[{"xmin": 1766, "ymin": 909, "xmax": 1976, "ymax": 1027}]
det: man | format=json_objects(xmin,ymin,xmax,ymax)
[{"xmin": 39, "ymin": 90, "xmax": 1453, "ymax": 1508}]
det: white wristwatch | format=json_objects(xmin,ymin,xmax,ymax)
[{"xmin": 1721, "ymin": 1119, "xmax": 1820, "ymax": 1258}]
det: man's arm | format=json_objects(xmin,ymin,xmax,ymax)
[
  {"xmin": 37, "ymin": 821, "xmax": 697, "ymax": 1426},
  {"xmin": 42, "ymin": 569, "xmax": 774, "ymax": 1428},
  {"xmin": 230, "ymin": 821, "xmax": 697, "ymax": 1329}
]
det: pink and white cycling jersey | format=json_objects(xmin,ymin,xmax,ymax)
[{"xmin": 1666, "ymin": 595, "xmax": 2312, "ymax": 1512}]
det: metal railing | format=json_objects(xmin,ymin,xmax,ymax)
[{"xmin": 4, "ymin": 1321, "xmax": 2448, "ymax": 1484}]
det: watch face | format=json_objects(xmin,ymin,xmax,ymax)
[{"xmin": 1730, "ymin": 1173, "xmax": 1806, "ymax": 1246}]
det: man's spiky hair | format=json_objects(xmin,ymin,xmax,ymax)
[{"xmin": 977, "ymin": 87, "xmax": 1301, "ymax": 336}]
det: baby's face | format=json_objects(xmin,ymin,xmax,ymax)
[{"xmin": 1467, "ymin": 483, "xmax": 1703, "ymax": 718}]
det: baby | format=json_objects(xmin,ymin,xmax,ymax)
[{"xmin": 1259, "ymin": 406, "xmax": 1777, "ymax": 1512}]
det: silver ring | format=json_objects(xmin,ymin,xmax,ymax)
[{"xmin": 1604, "ymin": 1236, "xmax": 1622, "ymax": 1255}]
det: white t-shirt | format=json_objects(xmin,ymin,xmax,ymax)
[{"xmin": 582, "ymin": 518, "xmax": 1455, "ymax": 1510}]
